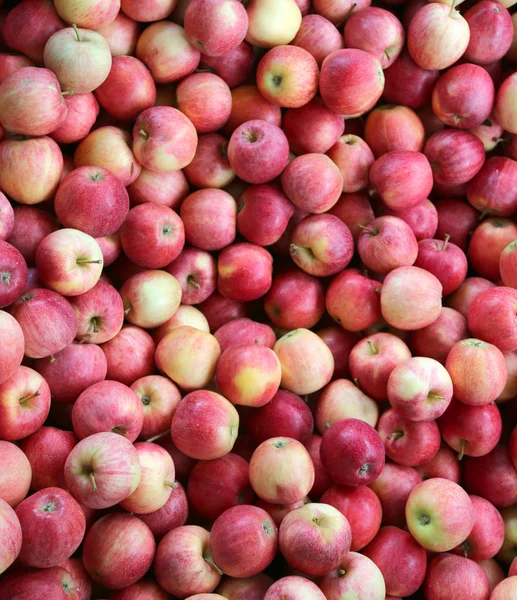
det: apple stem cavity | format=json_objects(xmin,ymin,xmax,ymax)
[
  {"xmin": 41, "ymin": 502, "xmax": 56, "ymax": 513},
  {"xmin": 139, "ymin": 129, "xmax": 149, "ymax": 141},
  {"xmin": 72, "ymin": 23, "xmax": 81, "ymax": 42},
  {"xmin": 203, "ymin": 552, "xmax": 224, "ymax": 575},
  {"xmin": 242, "ymin": 130, "xmax": 258, "ymax": 143},
  {"xmin": 458, "ymin": 438, "xmax": 467, "ymax": 461},
  {"xmin": 19, "ymin": 390, "xmax": 41, "ymax": 404},
  {"xmin": 187, "ymin": 274, "xmax": 200, "ymax": 289},
  {"xmin": 89, "ymin": 472, "xmax": 97, "ymax": 492},
  {"xmin": 164, "ymin": 480, "xmax": 175, "ymax": 488},
  {"xmin": 441, "ymin": 234, "xmax": 450, "ymax": 251},
  {"xmin": 358, "ymin": 224, "xmax": 378, "ymax": 236},
  {"xmin": 90, "ymin": 316, "xmax": 100, "ymax": 333},
  {"xmin": 387, "ymin": 430, "xmax": 404, "ymax": 440},
  {"xmin": 1, "ymin": 271, "xmax": 10, "ymax": 284}
]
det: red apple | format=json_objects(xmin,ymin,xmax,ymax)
[
  {"xmin": 198, "ymin": 40, "xmax": 256, "ymax": 88},
  {"xmin": 0, "ymin": 565, "xmax": 79, "ymax": 599},
  {"xmin": 214, "ymin": 318, "xmax": 275, "ymax": 353},
  {"xmin": 415, "ymin": 236, "xmax": 468, "ymax": 296},
  {"xmin": 434, "ymin": 198, "xmax": 479, "ymax": 252},
  {"xmin": 467, "ymin": 156, "xmax": 517, "ymax": 217},
  {"xmin": 319, "ymin": 551, "xmax": 386, "ymax": 600},
  {"xmin": 0, "ymin": 441, "xmax": 31, "ymax": 508},
  {"xmin": 327, "ymin": 135, "xmax": 375, "ymax": 193},
  {"xmin": 291, "ymin": 14, "xmax": 344, "ymax": 66},
  {"xmin": 469, "ymin": 217, "xmax": 517, "ymax": 281},
  {"xmin": 0, "ymin": 497, "xmax": 22, "ymax": 575},
  {"xmin": 468, "ymin": 286, "xmax": 517, "ymax": 352},
  {"xmin": 0, "ymin": 310, "xmax": 24, "ymax": 387},
  {"xmin": 130, "ymin": 375, "xmax": 180, "ymax": 440},
  {"xmin": 383, "ymin": 50, "xmax": 439, "ymax": 109},
  {"xmin": 7, "ymin": 206, "xmax": 58, "ymax": 263},
  {"xmin": 415, "ymin": 444, "xmax": 461, "ymax": 484},
  {"xmin": 447, "ymin": 276, "xmax": 496, "ymax": 317},
  {"xmin": 183, "ymin": 134, "xmax": 234, "ymax": 190},
  {"xmin": 384, "ymin": 199, "xmax": 438, "ymax": 242},
  {"xmin": 464, "ymin": 0, "xmax": 513, "ymax": 63},
  {"xmin": 424, "ymin": 553, "xmax": 490, "ymax": 600},
  {"xmin": 0, "ymin": 192, "xmax": 14, "ymax": 242},
  {"xmin": 50, "ymin": 92, "xmax": 99, "ymax": 144},
  {"xmin": 364, "ymin": 105, "xmax": 424, "ymax": 157},
  {"xmin": 480, "ymin": 559, "xmax": 505, "ymax": 593},
  {"xmin": 198, "ymin": 291, "xmax": 249, "ymax": 332},
  {"xmin": 216, "ymin": 574, "xmax": 274, "ymax": 600},
  {"xmin": 128, "ymin": 168, "xmax": 189, "ymax": 209},
  {"xmin": 224, "ymin": 85, "xmax": 282, "ymax": 136},
  {"xmin": 305, "ymin": 434, "xmax": 333, "ymax": 497},
  {"xmin": 217, "ymin": 243, "xmax": 273, "ymax": 302},
  {"xmin": 0, "ymin": 54, "xmax": 35, "ymax": 85},
  {"xmin": 137, "ymin": 479, "xmax": 188, "ymax": 538},
  {"xmin": 109, "ymin": 578, "xmax": 170, "ymax": 600},
  {"xmin": 316, "ymin": 326, "xmax": 358, "ymax": 379}
]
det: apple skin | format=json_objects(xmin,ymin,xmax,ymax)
[
  {"xmin": 0, "ymin": 135, "xmax": 63, "ymax": 206},
  {"xmin": 274, "ymin": 329, "xmax": 334, "ymax": 395},
  {"xmin": 424, "ymin": 553, "xmax": 490, "ymax": 600},
  {"xmin": 316, "ymin": 326, "xmax": 359, "ymax": 380},
  {"xmin": 364, "ymin": 105, "xmax": 424, "ymax": 157},
  {"xmin": 265, "ymin": 269, "xmax": 325, "ymax": 330},
  {"xmin": 362, "ymin": 526, "xmax": 427, "ymax": 597},
  {"xmin": 358, "ymin": 215, "xmax": 418, "ymax": 275},
  {"xmin": 180, "ymin": 189, "xmax": 237, "ymax": 252},
  {"xmin": 416, "ymin": 444, "xmax": 461, "ymax": 484},
  {"xmin": 15, "ymin": 487, "xmax": 85, "ymax": 568},
  {"xmin": 216, "ymin": 574, "xmax": 274, "ymax": 600},
  {"xmin": 326, "ymin": 269, "xmax": 382, "ymax": 332},
  {"xmin": 469, "ymin": 217, "xmax": 517, "ymax": 281},
  {"xmin": 0, "ymin": 192, "xmax": 14, "ymax": 241},
  {"xmin": 369, "ymin": 150, "xmax": 433, "ymax": 211},
  {"xmin": 415, "ymin": 236, "xmax": 468, "ymax": 296},
  {"xmin": 0, "ymin": 497, "xmax": 22, "ymax": 575},
  {"xmin": 224, "ymin": 85, "xmax": 282, "ymax": 136},
  {"xmin": 407, "ymin": 3, "xmax": 470, "ymax": 71},
  {"xmin": 154, "ymin": 525, "xmax": 222, "ymax": 597},
  {"xmin": 128, "ymin": 168, "xmax": 189, "ymax": 210},
  {"xmin": 245, "ymin": 0, "xmax": 302, "ymax": 48},
  {"xmin": 490, "ymin": 577, "xmax": 517, "ymax": 600},
  {"xmin": 170, "ymin": 390, "xmax": 239, "ymax": 460},
  {"xmin": 305, "ymin": 434, "xmax": 334, "ymax": 497},
  {"xmin": 184, "ymin": 133, "xmax": 234, "ymax": 190},
  {"xmin": 121, "ymin": 0, "xmax": 176, "ymax": 21},
  {"xmin": 255, "ymin": 497, "xmax": 309, "ymax": 527},
  {"xmin": 480, "ymin": 559, "xmax": 505, "ymax": 593},
  {"xmin": 83, "ymin": 512, "xmax": 156, "ymax": 590},
  {"xmin": 327, "ymin": 135, "xmax": 375, "ymax": 193},
  {"xmin": 319, "ymin": 551, "xmax": 386, "ymax": 600},
  {"xmin": 0, "ymin": 310, "xmax": 24, "ymax": 387},
  {"xmin": 0, "ymin": 67, "xmax": 66, "ymax": 136},
  {"xmin": 291, "ymin": 14, "xmax": 344, "ymax": 67},
  {"xmin": 465, "ymin": 445, "xmax": 517, "ymax": 508},
  {"xmin": 0, "ymin": 54, "xmax": 35, "ymax": 85},
  {"xmin": 434, "ymin": 198, "xmax": 479, "ymax": 252},
  {"xmin": 198, "ymin": 291, "xmax": 249, "ymax": 332},
  {"xmin": 54, "ymin": 0, "xmax": 120, "ymax": 29},
  {"xmin": 378, "ymin": 408, "xmax": 441, "ymax": 466},
  {"xmin": 321, "ymin": 418, "xmax": 385, "ymax": 487},
  {"xmin": 153, "ymin": 305, "xmax": 210, "ymax": 342},
  {"xmin": 0, "ymin": 565, "xmax": 80, "ymax": 599},
  {"xmin": 249, "ymin": 437, "xmax": 315, "ymax": 504},
  {"xmin": 380, "ymin": 266, "xmax": 443, "ymax": 331},
  {"xmin": 64, "ymin": 431, "xmax": 141, "ymax": 509},
  {"xmin": 383, "ymin": 50, "xmax": 439, "ymax": 109},
  {"xmin": 447, "ymin": 277, "xmax": 496, "ymax": 317},
  {"xmin": 199, "ymin": 40, "xmax": 256, "ymax": 88},
  {"xmin": 499, "ymin": 505, "xmax": 517, "ymax": 564},
  {"xmin": 50, "ymin": 92, "xmax": 99, "ymax": 144},
  {"xmin": 466, "ymin": 156, "xmax": 517, "ymax": 217},
  {"xmin": 498, "ymin": 351, "xmax": 517, "ymax": 401},
  {"xmin": 217, "ymin": 243, "xmax": 273, "ymax": 302},
  {"xmin": 131, "ymin": 375, "xmax": 181, "ymax": 440},
  {"xmin": 464, "ymin": 0, "xmax": 513, "ymax": 63},
  {"xmin": 0, "ymin": 241, "xmax": 25, "ymax": 308},
  {"xmin": 500, "ymin": 239, "xmax": 517, "ymax": 288},
  {"xmin": 319, "ymin": 49, "xmax": 385, "ymax": 118},
  {"xmin": 0, "ymin": 441, "xmax": 31, "ymax": 508},
  {"xmin": 468, "ymin": 287, "xmax": 517, "ymax": 352},
  {"xmin": 20, "ymin": 426, "xmax": 76, "ymax": 491},
  {"xmin": 209, "ymin": 505, "xmax": 278, "ymax": 577},
  {"xmin": 108, "ymin": 578, "xmax": 170, "ymax": 600},
  {"xmin": 137, "ymin": 479, "xmax": 188, "ymax": 538},
  {"xmin": 495, "ymin": 73, "xmax": 517, "ymax": 135},
  {"xmin": 214, "ymin": 318, "xmax": 275, "ymax": 353},
  {"xmin": 7, "ymin": 206, "xmax": 58, "ymax": 263}
]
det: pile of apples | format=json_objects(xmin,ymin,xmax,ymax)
[{"xmin": 3, "ymin": 0, "xmax": 517, "ymax": 598}]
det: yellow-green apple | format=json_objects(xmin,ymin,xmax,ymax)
[
  {"xmin": 69, "ymin": 279, "xmax": 124, "ymax": 344},
  {"xmin": 0, "ymin": 54, "xmax": 35, "ymax": 85},
  {"xmin": 0, "ymin": 135, "xmax": 63, "ymax": 205},
  {"xmin": 227, "ymin": 120, "xmax": 289, "ymax": 184},
  {"xmin": 291, "ymin": 14, "xmax": 344, "ymax": 67},
  {"xmin": 319, "ymin": 551, "xmax": 386, "ymax": 600},
  {"xmin": 464, "ymin": 0, "xmax": 512, "ymax": 63},
  {"xmin": 249, "ymin": 437, "xmax": 314, "ymax": 504},
  {"xmin": 94, "ymin": 56, "xmax": 155, "ymax": 121},
  {"xmin": 214, "ymin": 318, "xmax": 275, "ymax": 353},
  {"xmin": 381, "ymin": 266, "xmax": 442, "ymax": 330},
  {"xmin": 0, "ymin": 441, "xmax": 31, "ymax": 507},
  {"xmin": 43, "ymin": 26, "xmax": 112, "ymax": 93},
  {"xmin": 184, "ymin": 0, "xmax": 248, "ymax": 56},
  {"xmin": 279, "ymin": 503, "xmax": 351, "ymax": 576},
  {"xmin": 364, "ymin": 105, "xmax": 424, "ymax": 157},
  {"xmin": 320, "ymin": 49, "xmax": 384, "ymax": 117},
  {"xmin": 384, "ymin": 199, "xmax": 438, "ymax": 241},
  {"xmin": 264, "ymin": 576, "xmax": 326, "ymax": 599},
  {"xmin": 415, "ymin": 444, "xmax": 461, "ymax": 483},
  {"xmin": 0, "ymin": 565, "xmax": 79, "ymax": 600},
  {"xmin": 64, "ymin": 431, "xmax": 140, "ymax": 508},
  {"xmin": 198, "ymin": 40, "xmax": 256, "ymax": 89},
  {"xmin": 315, "ymin": 379, "xmax": 378, "ymax": 432},
  {"xmin": 136, "ymin": 21, "xmax": 201, "ymax": 83},
  {"xmin": 424, "ymin": 553, "xmax": 490, "ymax": 600},
  {"xmin": 102, "ymin": 324, "xmax": 156, "ymax": 384},
  {"xmin": 406, "ymin": 478, "xmax": 474, "ymax": 551},
  {"xmin": 321, "ymin": 418, "xmax": 385, "ymax": 486},
  {"xmin": 0, "ymin": 498, "xmax": 21, "ymax": 575},
  {"xmin": 71, "ymin": 379, "xmax": 144, "ymax": 441},
  {"xmin": 156, "ymin": 326, "xmax": 220, "ymax": 390},
  {"xmin": 0, "ymin": 241, "xmax": 28, "ymax": 308},
  {"xmin": 74, "ymin": 126, "xmax": 141, "ymax": 186},
  {"xmin": 0, "ymin": 67, "xmax": 67, "ymax": 136},
  {"xmin": 363, "ymin": 526, "xmax": 427, "ymax": 596},
  {"xmin": 154, "ymin": 525, "xmax": 222, "ymax": 597},
  {"xmin": 290, "ymin": 214, "xmax": 353, "ymax": 277},
  {"xmin": 137, "ymin": 479, "xmax": 188, "ymax": 538},
  {"xmin": 358, "ymin": 215, "xmax": 418, "ymax": 274},
  {"xmin": 54, "ymin": 0, "xmax": 119, "ymax": 29},
  {"xmin": 327, "ymin": 136, "xmax": 375, "ymax": 193},
  {"xmin": 434, "ymin": 198, "xmax": 479, "ymax": 252},
  {"xmin": 7, "ymin": 206, "xmax": 58, "ymax": 262},
  {"xmin": 0, "ymin": 311, "xmax": 24, "ymax": 386},
  {"xmin": 35, "ymin": 229, "xmax": 103, "ymax": 296},
  {"xmin": 130, "ymin": 375, "xmax": 181, "ymax": 440},
  {"xmin": 20, "ymin": 426, "xmax": 76, "ymax": 491},
  {"xmin": 11, "ymin": 289, "xmax": 77, "ymax": 359},
  {"xmin": 495, "ymin": 73, "xmax": 517, "ymax": 134},
  {"xmin": 349, "ymin": 332, "xmax": 411, "ymax": 401},
  {"xmin": 210, "ymin": 505, "xmax": 278, "ymax": 577},
  {"xmin": 128, "ymin": 168, "xmax": 189, "ymax": 209},
  {"xmin": 183, "ymin": 134, "xmax": 235, "ymax": 190},
  {"xmin": 445, "ymin": 338, "xmax": 507, "ymax": 405},
  {"xmin": 265, "ymin": 269, "xmax": 325, "ymax": 330},
  {"xmin": 96, "ymin": 10, "xmax": 139, "ymax": 57},
  {"xmin": 0, "ymin": 193, "xmax": 14, "ymax": 242},
  {"xmin": 55, "ymin": 165, "xmax": 129, "ymax": 237},
  {"xmin": 121, "ymin": 0, "xmax": 176, "ymax": 20},
  {"xmin": 326, "ymin": 269, "xmax": 382, "ymax": 332},
  {"xmin": 198, "ymin": 290, "xmax": 249, "ymax": 332},
  {"xmin": 224, "ymin": 85, "xmax": 282, "ymax": 136},
  {"xmin": 281, "ymin": 153, "xmax": 342, "ymax": 213},
  {"xmin": 408, "ymin": 3, "xmax": 470, "ymax": 70},
  {"xmin": 316, "ymin": 326, "xmax": 359, "ymax": 379},
  {"xmin": 121, "ymin": 270, "xmax": 182, "ymax": 329},
  {"xmin": 15, "ymin": 487, "xmax": 85, "ymax": 568},
  {"xmin": 153, "ymin": 306, "xmax": 210, "ymax": 343},
  {"xmin": 467, "ymin": 157, "xmax": 517, "ymax": 217},
  {"xmin": 119, "ymin": 442, "xmax": 175, "ymax": 514},
  {"xmin": 246, "ymin": 0, "xmax": 301, "ymax": 47},
  {"xmin": 248, "ymin": 390, "xmax": 313, "ymax": 444},
  {"xmin": 83, "ymin": 512, "xmax": 155, "ymax": 589},
  {"xmin": 33, "ymin": 342, "xmax": 107, "ymax": 403},
  {"xmin": 447, "ymin": 276, "xmax": 496, "ymax": 317},
  {"xmin": 50, "ymin": 92, "xmax": 99, "ymax": 144},
  {"xmin": 216, "ymin": 345, "xmax": 281, "ymax": 407},
  {"xmin": 378, "ymin": 407, "xmax": 441, "ymax": 466},
  {"xmin": 216, "ymin": 574, "xmax": 274, "ymax": 600},
  {"xmin": 217, "ymin": 243, "xmax": 273, "ymax": 302},
  {"xmin": 187, "ymin": 453, "xmax": 253, "ymax": 520},
  {"xmin": 274, "ymin": 329, "xmax": 334, "ymax": 395},
  {"xmin": 170, "ymin": 390, "xmax": 239, "ymax": 460}
]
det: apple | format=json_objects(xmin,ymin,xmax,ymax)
[
  {"xmin": 264, "ymin": 269, "xmax": 325, "ymax": 330},
  {"xmin": 498, "ymin": 351, "xmax": 517, "ymax": 401},
  {"xmin": 471, "ymin": 114, "xmax": 505, "ymax": 152},
  {"xmin": 96, "ymin": 10, "xmax": 139, "ymax": 56},
  {"xmin": 136, "ymin": 21, "xmax": 201, "ymax": 83},
  {"xmin": 469, "ymin": 218, "xmax": 517, "ymax": 281},
  {"xmin": 383, "ymin": 50, "xmax": 439, "ymax": 109},
  {"xmin": 225, "ymin": 85, "xmax": 281, "ymax": 136},
  {"xmin": 434, "ymin": 198, "xmax": 479, "ymax": 252},
  {"xmin": 154, "ymin": 525, "xmax": 222, "ymax": 597},
  {"xmin": 330, "ymin": 138, "xmax": 375, "ymax": 197},
  {"xmin": 198, "ymin": 291, "xmax": 249, "ymax": 332},
  {"xmin": 414, "ymin": 236, "xmax": 468, "ymax": 296},
  {"xmin": 217, "ymin": 243, "xmax": 273, "ymax": 302},
  {"xmin": 480, "ymin": 559, "xmax": 505, "ymax": 593},
  {"xmin": 0, "ymin": 67, "xmax": 67, "ymax": 136},
  {"xmin": 0, "ymin": 441, "xmax": 30, "ymax": 509},
  {"xmin": 137, "ymin": 479, "xmax": 188, "ymax": 538},
  {"xmin": 344, "ymin": 8, "xmax": 405, "ymax": 69},
  {"xmin": 0, "ymin": 310, "xmax": 24, "ymax": 387},
  {"xmin": 466, "ymin": 156, "xmax": 517, "ymax": 217},
  {"xmin": 20, "ymin": 426, "xmax": 76, "ymax": 491},
  {"xmin": 83, "ymin": 512, "xmax": 155, "ymax": 589},
  {"xmin": 183, "ymin": 134, "xmax": 235, "ymax": 190},
  {"xmin": 316, "ymin": 326, "xmax": 359, "ymax": 379},
  {"xmin": 199, "ymin": 41, "xmax": 256, "ymax": 89},
  {"xmin": 108, "ymin": 578, "xmax": 170, "ymax": 600},
  {"xmin": 320, "ymin": 49, "xmax": 384, "ymax": 117},
  {"xmin": 364, "ymin": 105, "xmax": 425, "ymax": 157},
  {"xmin": 495, "ymin": 73, "xmax": 517, "ymax": 134},
  {"xmin": 0, "ymin": 135, "xmax": 63, "ymax": 205},
  {"xmin": 50, "ymin": 92, "xmax": 99, "ymax": 144},
  {"xmin": 156, "ymin": 326, "xmax": 221, "ymax": 391},
  {"xmin": 0, "ymin": 54, "xmax": 35, "ymax": 85},
  {"xmin": 447, "ymin": 277, "xmax": 496, "ymax": 317},
  {"xmin": 216, "ymin": 574, "xmax": 274, "ymax": 600},
  {"xmin": 0, "ymin": 498, "xmax": 22, "ymax": 575},
  {"xmin": 130, "ymin": 375, "xmax": 181, "ymax": 440},
  {"xmin": 153, "ymin": 306, "xmax": 210, "ymax": 342},
  {"xmin": 424, "ymin": 553, "xmax": 490, "ymax": 600},
  {"xmin": 499, "ymin": 505, "xmax": 517, "ymax": 564},
  {"xmin": 464, "ymin": 0, "xmax": 513, "ymax": 63},
  {"xmin": 378, "ymin": 407, "xmax": 441, "ymax": 466},
  {"xmin": 490, "ymin": 577, "xmax": 517, "ymax": 600},
  {"xmin": 291, "ymin": 14, "xmax": 344, "ymax": 67},
  {"xmin": 304, "ymin": 434, "xmax": 333, "ymax": 497},
  {"xmin": 245, "ymin": 0, "xmax": 302, "ymax": 48},
  {"xmin": 53, "ymin": 0, "xmax": 119, "ymax": 29},
  {"xmin": 170, "ymin": 390, "xmax": 239, "ymax": 460},
  {"xmin": 209, "ymin": 505, "xmax": 278, "ymax": 577},
  {"xmin": 15, "ymin": 487, "xmax": 85, "ymax": 568},
  {"xmin": 0, "ymin": 192, "xmax": 14, "ymax": 242},
  {"xmin": 7, "ymin": 206, "xmax": 58, "ymax": 262},
  {"xmin": 319, "ymin": 551, "xmax": 386, "ymax": 600},
  {"xmin": 407, "ymin": 3, "xmax": 470, "ymax": 70},
  {"xmin": 128, "ymin": 168, "xmax": 189, "ymax": 210},
  {"xmin": 416, "ymin": 444, "xmax": 461, "ymax": 483},
  {"xmin": 0, "ymin": 565, "xmax": 78, "ymax": 599},
  {"xmin": 380, "ymin": 266, "xmax": 442, "ymax": 330},
  {"xmin": 214, "ymin": 318, "xmax": 275, "ymax": 353},
  {"xmin": 133, "ymin": 106, "xmax": 198, "ymax": 172}
]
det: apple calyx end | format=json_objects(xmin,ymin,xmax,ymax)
[
  {"xmin": 418, "ymin": 514, "xmax": 431, "ymax": 526},
  {"xmin": 19, "ymin": 390, "xmax": 41, "ymax": 404}
]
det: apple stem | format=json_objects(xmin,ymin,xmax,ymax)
[
  {"xmin": 89, "ymin": 472, "xmax": 97, "ymax": 492},
  {"xmin": 187, "ymin": 274, "xmax": 200, "ymax": 290},
  {"xmin": 49, "ymin": 355, "xmax": 56, "ymax": 363},
  {"xmin": 353, "ymin": 377, "xmax": 361, "ymax": 389},
  {"xmin": 139, "ymin": 129, "xmax": 149, "ymax": 141},
  {"xmin": 337, "ymin": 568, "xmax": 346, "ymax": 578},
  {"xmin": 242, "ymin": 130, "xmax": 258, "ymax": 143},
  {"xmin": 90, "ymin": 317, "xmax": 100, "ymax": 333},
  {"xmin": 146, "ymin": 429, "xmax": 170, "ymax": 443},
  {"xmin": 387, "ymin": 430, "xmax": 404, "ymax": 440},
  {"xmin": 61, "ymin": 90, "xmax": 74, "ymax": 96},
  {"xmin": 366, "ymin": 339, "xmax": 379, "ymax": 355},
  {"xmin": 76, "ymin": 258, "xmax": 103, "ymax": 265},
  {"xmin": 357, "ymin": 224, "xmax": 378, "ymax": 236},
  {"xmin": 479, "ymin": 209, "xmax": 487, "ymax": 220},
  {"xmin": 19, "ymin": 390, "xmax": 41, "ymax": 404},
  {"xmin": 72, "ymin": 23, "xmax": 81, "ymax": 42},
  {"xmin": 124, "ymin": 306, "xmax": 132, "ymax": 315},
  {"xmin": 441, "ymin": 234, "xmax": 450, "ymax": 251},
  {"xmin": 204, "ymin": 555, "xmax": 224, "ymax": 576},
  {"xmin": 448, "ymin": 0, "xmax": 457, "ymax": 16},
  {"xmin": 164, "ymin": 480, "xmax": 176, "ymax": 489},
  {"xmin": 458, "ymin": 438, "xmax": 466, "ymax": 461}
]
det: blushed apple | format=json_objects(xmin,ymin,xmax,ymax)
[
  {"xmin": 0, "ymin": 498, "xmax": 22, "ymax": 575},
  {"xmin": 327, "ymin": 136, "xmax": 375, "ymax": 193},
  {"xmin": 153, "ymin": 306, "xmax": 210, "ymax": 342},
  {"xmin": 245, "ymin": 0, "xmax": 302, "ymax": 48},
  {"xmin": 96, "ymin": 10, "xmax": 139, "ymax": 56},
  {"xmin": 137, "ymin": 479, "xmax": 188, "ymax": 538},
  {"xmin": 50, "ymin": 92, "xmax": 99, "ymax": 144},
  {"xmin": 131, "ymin": 375, "xmax": 181, "ymax": 440},
  {"xmin": 364, "ymin": 105, "xmax": 424, "ymax": 157},
  {"xmin": 224, "ymin": 85, "xmax": 281, "ymax": 136},
  {"xmin": 466, "ymin": 156, "xmax": 517, "ymax": 217},
  {"xmin": 184, "ymin": 134, "xmax": 235, "ymax": 190},
  {"xmin": 495, "ymin": 72, "xmax": 517, "ymax": 134},
  {"xmin": 0, "ymin": 310, "xmax": 24, "ymax": 387},
  {"xmin": 214, "ymin": 318, "xmax": 276, "ymax": 353},
  {"xmin": 54, "ymin": 0, "xmax": 120, "ymax": 29},
  {"xmin": 217, "ymin": 243, "xmax": 273, "ymax": 302},
  {"xmin": 467, "ymin": 217, "xmax": 517, "ymax": 281},
  {"xmin": 7, "ymin": 206, "xmax": 58, "ymax": 262},
  {"xmin": 319, "ymin": 551, "xmax": 386, "ymax": 600},
  {"xmin": 199, "ymin": 40, "xmax": 255, "ymax": 89},
  {"xmin": 128, "ymin": 168, "xmax": 189, "ymax": 210},
  {"xmin": 0, "ymin": 441, "xmax": 31, "ymax": 508},
  {"xmin": 291, "ymin": 14, "xmax": 344, "ymax": 66},
  {"xmin": 415, "ymin": 444, "xmax": 461, "ymax": 483}
]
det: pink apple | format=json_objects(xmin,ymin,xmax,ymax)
[
  {"xmin": 214, "ymin": 318, "xmax": 275, "ymax": 353},
  {"xmin": 216, "ymin": 574, "xmax": 274, "ymax": 600},
  {"xmin": 383, "ymin": 50, "xmax": 439, "ymax": 109},
  {"xmin": 0, "ymin": 310, "xmax": 24, "ymax": 386},
  {"xmin": 108, "ymin": 578, "xmax": 169, "ymax": 600},
  {"xmin": 467, "ymin": 156, "xmax": 517, "ymax": 217},
  {"xmin": 0, "ymin": 498, "xmax": 22, "ymax": 575},
  {"xmin": 50, "ymin": 92, "xmax": 99, "ymax": 144},
  {"xmin": 434, "ymin": 198, "xmax": 479, "ymax": 252},
  {"xmin": 183, "ymin": 133, "xmax": 234, "ymax": 190},
  {"xmin": 97, "ymin": 10, "xmax": 139, "ymax": 56},
  {"xmin": 0, "ymin": 54, "xmax": 35, "ymax": 86},
  {"xmin": 7, "ymin": 206, "xmax": 58, "ymax": 263},
  {"xmin": 414, "ymin": 236, "xmax": 468, "ymax": 296},
  {"xmin": 199, "ymin": 40, "xmax": 255, "ymax": 89},
  {"xmin": 327, "ymin": 136, "xmax": 375, "ymax": 194},
  {"xmin": 131, "ymin": 375, "xmax": 181, "ymax": 440},
  {"xmin": 137, "ymin": 479, "xmax": 188, "ymax": 538},
  {"xmin": 153, "ymin": 306, "xmax": 210, "ymax": 342},
  {"xmin": 447, "ymin": 276, "xmax": 496, "ymax": 317},
  {"xmin": 385, "ymin": 199, "xmax": 439, "ymax": 241},
  {"xmin": 480, "ymin": 559, "xmax": 505, "ymax": 593},
  {"xmin": 224, "ymin": 85, "xmax": 282, "ymax": 135},
  {"xmin": 490, "ymin": 577, "xmax": 517, "ymax": 600},
  {"xmin": 121, "ymin": 0, "xmax": 175, "ymax": 20},
  {"xmin": 495, "ymin": 73, "xmax": 517, "ymax": 135},
  {"xmin": 95, "ymin": 233, "xmax": 120, "ymax": 267},
  {"xmin": 291, "ymin": 14, "xmax": 344, "ymax": 66},
  {"xmin": 0, "ymin": 192, "xmax": 14, "ymax": 242},
  {"xmin": 469, "ymin": 217, "xmax": 517, "ymax": 281},
  {"xmin": 0, "ymin": 565, "xmax": 78, "ymax": 599},
  {"xmin": 415, "ymin": 444, "xmax": 461, "ymax": 484},
  {"xmin": 0, "ymin": 441, "xmax": 31, "ymax": 508},
  {"xmin": 364, "ymin": 104, "xmax": 424, "ymax": 157},
  {"xmin": 464, "ymin": 0, "xmax": 513, "ymax": 63},
  {"xmin": 128, "ymin": 168, "xmax": 189, "ymax": 209},
  {"xmin": 319, "ymin": 551, "xmax": 386, "ymax": 600}
]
